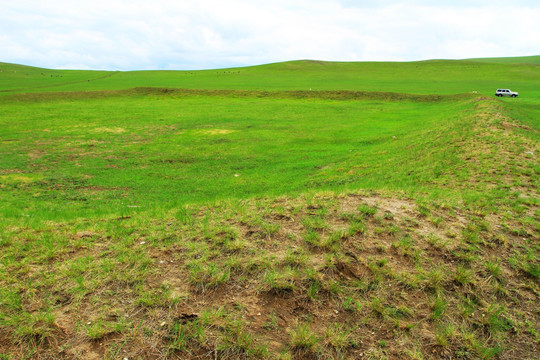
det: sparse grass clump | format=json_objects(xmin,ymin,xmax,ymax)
[
  {"xmin": 358, "ymin": 203, "xmax": 378, "ymax": 217},
  {"xmin": 289, "ymin": 323, "xmax": 319, "ymax": 351},
  {"xmin": 262, "ymin": 267, "xmax": 299, "ymax": 293},
  {"xmin": 186, "ymin": 260, "xmax": 231, "ymax": 289},
  {"xmin": 454, "ymin": 264, "xmax": 474, "ymax": 286}
]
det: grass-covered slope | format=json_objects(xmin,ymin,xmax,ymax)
[
  {"xmin": 2, "ymin": 56, "xmax": 540, "ymax": 96},
  {"xmin": 0, "ymin": 62, "xmax": 112, "ymax": 93},
  {"xmin": 468, "ymin": 55, "xmax": 540, "ymax": 65},
  {"xmin": 0, "ymin": 90, "xmax": 479, "ymax": 220},
  {"xmin": 0, "ymin": 58, "xmax": 538, "ymax": 359}
]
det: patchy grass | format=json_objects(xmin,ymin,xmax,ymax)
[
  {"xmin": 0, "ymin": 187, "xmax": 537, "ymax": 359},
  {"xmin": 1, "ymin": 89, "xmax": 484, "ymax": 221},
  {"xmin": 0, "ymin": 59, "xmax": 538, "ymax": 359}
]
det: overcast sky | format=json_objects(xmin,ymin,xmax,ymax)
[{"xmin": 1, "ymin": 0, "xmax": 539, "ymax": 70}]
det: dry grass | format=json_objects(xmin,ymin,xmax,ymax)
[{"xmin": 0, "ymin": 187, "xmax": 537, "ymax": 359}]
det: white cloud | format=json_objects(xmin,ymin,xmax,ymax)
[{"xmin": 0, "ymin": 0, "xmax": 539, "ymax": 70}]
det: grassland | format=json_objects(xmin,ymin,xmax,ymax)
[
  {"xmin": 2, "ymin": 57, "xmax": 540, "ymax": 95},
  {"xmin": 468, "ymin": 55, "xmax": 540, "ymax": 65},
  {"xmin": 0, "ymin": 58, "xmax": 538, "ymax": 359}
]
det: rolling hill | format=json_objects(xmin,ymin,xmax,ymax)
[
  {"xmin": 2, "ymin": 56, "xmax": 540, "ymax": 96},
  {"xmin": 0, "ymin": 57, "xmax": 538, "ymax": 359}
]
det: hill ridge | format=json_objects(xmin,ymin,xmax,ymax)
[{"xmin": 0, "ymin": 87, "xmax": 476, "ymax": 103}]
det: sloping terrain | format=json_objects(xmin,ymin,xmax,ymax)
[
  {"xmin": 0, "ymin": 58, "xmax": 538, "ymax": 359},
  {"xmin": 467, "ymin": 55, "xmax": 540, "ymax": 65},
  {"xmin": 0, "ymin": 62, "xmax": 113, "ymax": 93},
  {"xmin": 0, "ymin": 89, "xmax": 477, "ymax": 220},
  {"xmin": 2, "ymin": 56, "xmax": 540, "ymax": 95}
]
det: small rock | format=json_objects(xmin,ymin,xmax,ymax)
[
  {"xmin": 160, "ymin": 321, "xmax": 166, "ymax": 327},
  {"xmin": 140, "ymin": 241, "xmax": 146, "ymax": 245},
  {"xmin": 234, "ymin": 174, "xmax": 240, "ymax": 177}
]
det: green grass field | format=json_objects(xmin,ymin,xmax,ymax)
[
  {"xmin": 468, "ymin": 55, "xmax": 540, "ymax": 65},
  {"xmin": 2, "ymin": 57, "xmax": 540, "ymax": 95},
  {"xmin": 0, "ymin": 58, "xmax": 538, "ymax": 359}
]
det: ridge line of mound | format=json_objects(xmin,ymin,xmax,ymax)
[{"xmin": 0, "ymin": 87, "xmax": 475, "ymax": 103}]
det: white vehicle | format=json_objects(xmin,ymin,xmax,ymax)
[{"xmin": 495, "ymin": 89, "xmax": 518, "ymax": 97}]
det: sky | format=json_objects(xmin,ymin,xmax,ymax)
[{"xmin": 1, "ymin": 0, "xmax": 539, "ymax": 70}]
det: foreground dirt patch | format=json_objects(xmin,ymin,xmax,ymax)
[{"xmin": 0, "ymin": 190, "xmax": 537, "ymax": 359}]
